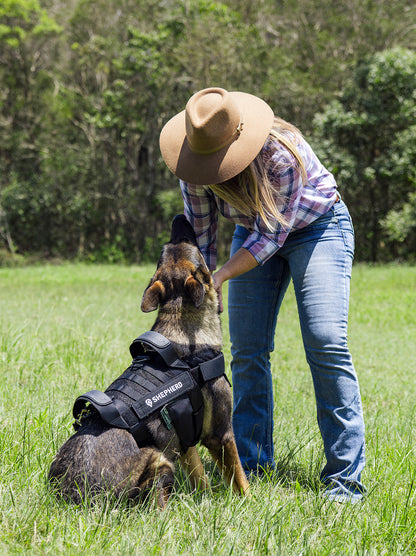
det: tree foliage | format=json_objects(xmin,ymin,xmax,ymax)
[
  {"xmin": 1, "ymin": 0, "xmax": 416, "ymax": 262},
  {"xmin": 312, "ymin": 47, "xmax": 416, "ymax": 261},
  {"xmin": 0, "ymin": 0, "xmax": 62, "ymax": 253}
]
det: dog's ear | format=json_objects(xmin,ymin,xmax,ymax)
[
  {"xmin": 141, "ymin": 280, "xmax": 165, "ymax": 312},
  {"xmin": 185, "ymin": 275, "xmax": 205, "ymax": 308},
  {"xmin": 197, "ymin": 265, "xmax": 213, "ymax": 286}
]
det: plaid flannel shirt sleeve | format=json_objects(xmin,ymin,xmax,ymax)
[
  {"xmin": 180, "ymin": 180, "xmax": 219, "ymax": 270},
  {"xmin": 240, "ymin": 150, "xmax": 304, "ymax": 265}
]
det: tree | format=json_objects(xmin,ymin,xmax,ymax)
[
  {"xmin": 34, "ymin": 0, "xmax": 269, "ymax": 260},
  {"xmin": 2, "ymin": 1, "xmax": 416, "ymax": 262},
  {"xmin": 255, "ymin": 0, "xmax": 416, "ymax": 128},
  {"xmin": 312, "ymin": 47, "xmax": 416, "ymax": 261},
  {"xmin": 0, "ymin": 0, "xmax": 61, "ymax": 253},
  {"xmin": 380, "ymin": 125, "xmax": 416, "ymax": 260}
]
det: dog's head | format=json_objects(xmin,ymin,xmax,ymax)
[{"xmin": 141, "ymin": 215, "xmax": 214, "ymax": 313}]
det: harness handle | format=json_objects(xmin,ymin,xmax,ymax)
[
  {"xmin": 73, "ymin": 390, "xmax": 130, "ymax": 429},
  {"xmin": 129, "ymin": 331, "xmax": 188, "ymax": 368}
]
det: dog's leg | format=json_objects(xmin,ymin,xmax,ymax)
[
  {"xmin": 124, "ymin": 448, "xmax": 175, "ymax": 510},
  {"xmin": 206, "ymin": 436, "xmax": 250, "ymax": 496},
  {"xmin": 180, "ymin": 446, "xmax": 209, "ymax": 491},
  {"xmin": 154, "ymin": 474, "xmax": 174, "ymax": 510}
]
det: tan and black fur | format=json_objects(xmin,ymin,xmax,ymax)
[{"xmin": 48, "ymin": 216, "xmax": 250, "ymax": 509}]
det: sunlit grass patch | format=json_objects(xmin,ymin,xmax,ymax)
[{"xmin": 1, "ymin": 263, "xmax": 415, "ymax": 554}]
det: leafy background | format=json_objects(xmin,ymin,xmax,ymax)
[{"xmin": 1, "ymin": 0, "xmax": 416, "ymax": 264}]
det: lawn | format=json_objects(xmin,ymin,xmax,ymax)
[{"xmin": 0, "ymin": 262, "xmax": 415, "ymax": 555}]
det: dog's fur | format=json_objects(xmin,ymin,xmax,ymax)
[{"xmin": 48, "ymin": 218, "xmax": 250, "ymax": 509}]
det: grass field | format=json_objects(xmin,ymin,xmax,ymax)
[{"xmin": 1, "ymin": 262, "xmax": 416, "ymax": 555}]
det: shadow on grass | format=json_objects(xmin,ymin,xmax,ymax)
[{"xmin": 172, "ymin": 437, "xmax": 325, "ymax": 503}]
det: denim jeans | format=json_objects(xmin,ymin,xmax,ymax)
[{"xmin": 228, "ymin": 199, "xmax": 366, "ymax": 502}]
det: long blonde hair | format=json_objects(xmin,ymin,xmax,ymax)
[{"xmin": 209, "ymin": 118, "xmax": 307, "ymax": 231}]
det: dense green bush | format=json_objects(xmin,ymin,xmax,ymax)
[{"xmin": 312, "ymin": 47, "xmax": 416, "ymax": 261}]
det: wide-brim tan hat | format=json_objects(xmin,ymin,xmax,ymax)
[{"xmin": 159, "ymin": 87, "xmax": 274, "ymax": 186}]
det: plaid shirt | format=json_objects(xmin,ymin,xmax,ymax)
[{"xmin": 180, "ymin": 135, "xmax": 338, "ymax": 270}]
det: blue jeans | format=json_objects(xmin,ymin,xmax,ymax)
[{"xmin": 228, "ymin": 200, "xmax": 366, "ymax": 502}]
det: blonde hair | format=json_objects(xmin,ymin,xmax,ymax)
[{"xmin": 209, "ymin": 118, "xmax": 307, "ymax": 231}]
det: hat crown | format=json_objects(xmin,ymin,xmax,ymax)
[
  {"xmin": 185, "ymin": 88, "xmax": 241, "ymax": 154},
  {"xmin": 159, "ymin": 87, "xmax": 274, "ymax": 185}
]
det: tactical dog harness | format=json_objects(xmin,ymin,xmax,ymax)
[{"xmin": 73, "ymin": 331, "xmax": 227, "ymax": 451}]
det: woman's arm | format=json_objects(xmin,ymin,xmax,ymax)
[{"xmin": 213, "ymin": 247, "xmax": 258, "ymax": 312}]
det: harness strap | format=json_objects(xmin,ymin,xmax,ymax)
[
  {"xmin": 167, "ymin": 388, "xmax": 204, "ymax": 450},
  {"xmin": 111, "ymin": 396, "xmax": 154, "ymax": 446},
  {"xmin": 129, "ymin": 331, "xmax": 188, "ymax": 368},
  {"xmin": 198, "ymin": 353, "xmax": 225, "ymax": 382}
]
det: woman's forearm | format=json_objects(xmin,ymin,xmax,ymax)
[
  {"xmin": 212, "ymin": 248, "xmax": 258, "ymax": 311},
  {"xmin": 214, "ymin": 248, "xmax": 258, "ymax": 283}
]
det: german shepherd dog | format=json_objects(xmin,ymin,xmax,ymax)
[{"xmin": 48, "ymin": 215, "xmax": 249, "ymax": 509}]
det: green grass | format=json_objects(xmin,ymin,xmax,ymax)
[{"xmin": 1, "ymin": 262, "xmax": 416, "ymax": 555}]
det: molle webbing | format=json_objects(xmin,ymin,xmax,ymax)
[{"xmin": 73, "ymin": 331, "xmax": 226, "ymax": 450}]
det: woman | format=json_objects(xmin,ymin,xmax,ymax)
[{"xmin": 159, "ymin": 87, "xmax": 366, "ymax": 502}]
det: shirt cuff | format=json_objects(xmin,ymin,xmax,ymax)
[{"xmin": 241, "ymin": 231, "xmax": 280, "ymax": 265}]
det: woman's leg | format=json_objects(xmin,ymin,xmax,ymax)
[
  {"xmin": 228, "ymin": 225, "xmax": 291, "ymax": 473},
  {"xmin": 281, "ymin": 200, "xmax": 366, "ymax": 501}
]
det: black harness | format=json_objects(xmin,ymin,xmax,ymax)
[{"xmin": 73, "ymin": 331, "xmax": 227, "ymax": 451}]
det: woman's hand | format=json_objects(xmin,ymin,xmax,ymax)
[
  {"xmin": 212, "ymin": 272, "xmax": 224, "ymax": 312},
  {"xmin": 212, "ymin": 248, "xmax": 258, "ymax": 313}
]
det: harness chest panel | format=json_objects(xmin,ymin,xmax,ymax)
[
  {"xmin": 105, "ymin": 360, "xmax": 196, "ymax": 420},
  {"xmin": 73, "ymin": 331, "xmax": 226, "ymax": 451}
]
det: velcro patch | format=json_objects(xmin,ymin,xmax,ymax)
[{"xmin": 132, "ymin": 372, "xmax": 195, "ymax": 419}]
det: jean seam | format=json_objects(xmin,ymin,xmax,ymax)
[
  {"xmin": 263, "ymin": 263, "xmax": 286, "ymax": 462},
  {"xmin": 336, "ymin": 218, "xmax": 353, "ymax": 334}
]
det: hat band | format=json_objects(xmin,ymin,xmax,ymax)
[{"xmin": 188, "ymin": 121, "xmax": 243, "ymax": 155}]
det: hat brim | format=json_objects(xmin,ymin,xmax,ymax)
[{"xmin": 159, "ymin": 91, "xmax": 274, "ymax": 186}]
